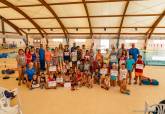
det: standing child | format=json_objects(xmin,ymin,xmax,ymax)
[
  {"xmin": 134, "ymin": 55, "xmax": 145, "ymax": 85},
  {"xmin": 119, "ymin": 63, "xmax": 130, "ymax": 95},
  {"xmin": 25, "ymin": 47, "xmax": 32, "ymax": 66},
  {"xmin": 119, "ymin": 50, "xmax": 127, "ymax": 67},
  {"xmin": 63, "ymin": 45, "xmax": 70, "ymax": 63},
  {"xmin": 16, "ymin": 49, "xmax": 26, "ymax": 86},
  {"xmin": 58, "ymin": 44, "xmax": 64, "ymax": 68},
  {"xmin": 84, "ymin": 50, "xmax": 90, "ymax": 61},
  {"xmin": 35, "ymin": 48, "xmax": 40, "ymax": 75},
  {"xmin": 45, "ymin": 47, "xmax": 52, "ymax": 75},
  {"xmin": 71, "ymin": 48, "xmax": 77, "ymax": 69},
  {"xmin": 53, "ymin": 47, "xmax": 59, "ymax": 66},
  {"xmin": 110, "ymin": 63, "xmax": 118, "ymax": 87},
  {"xmin": 126, "ymin": 54, "xmax": 135, "ymax": 85}
]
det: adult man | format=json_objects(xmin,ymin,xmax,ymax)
[
  {"xmin": 117, "ymin": 43, "xmax": 128, "ymax": 59},
  {"xmin": 71, "ymin": 43, "xmax": 76, "ymax": 52},
  {"xmin": 39, "ymin": 44, "xmax": 45, "ymax": 71},
  {"xmin": 129, "ymin": 43, "xmax": 139, "ymax": 62}
]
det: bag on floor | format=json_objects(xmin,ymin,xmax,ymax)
[
  {"xmin": 141, "ymin": 79, "xmax": 151, "ymax": 85},
  {"xmin": 1, "ymin": 70, "xmax": 6, "ymax": 74},
  {"xmin": 6, "ymin": 69, "xmax": 15, "ymax": 74},
  {"xmin": 150, "ymin": 79, "xmax": 159, "ymax": 85}
]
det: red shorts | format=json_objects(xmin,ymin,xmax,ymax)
[{"xmin": 135, "ymin": 72, "xmax": 143, "ymax": 77}]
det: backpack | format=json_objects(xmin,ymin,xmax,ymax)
[{"xmin": 150, "ymin": 79, "xmax": 159, "ymax": 85}]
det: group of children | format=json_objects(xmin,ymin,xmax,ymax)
[{"xmin": 16, "ymin": 43, "xmax": 145, "ymax": 95}]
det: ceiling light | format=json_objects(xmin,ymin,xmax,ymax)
[{"xmin": 76, "ymin": 28, "xmax": 78, "ymax": 31}]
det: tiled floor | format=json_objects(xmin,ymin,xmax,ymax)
[{"xmin": 0, "ymin": 58, "xmax": 164, "ymax": 114}]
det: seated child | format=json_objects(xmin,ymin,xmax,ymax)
[
  {"xmin": 110, "ymin": 63, "xmax": 118, "ymax": 87},
  {"xmin": 76, "ymin": 69, "xmax": 82, "ymax": 87},
  {"xmin": 86, "ymin": 73, "xmax": 93, "ymax": 88},
  {"xmin": 100, "ymin": 75, "xmax": 110, "ymax": 90},
  {"xmin": 81, "ymin": 71, "xmax": 88, "ymax": 86},
  {"xmin": 126, "ymin": 54, "xmax": 135, "ymax": 85},
  {"xmin": 99, "ymin": 63, "xmax": 108, "ymax": 86},
  {"xmin": 78, "ymin": 60, "xmax": 84, "ymax": 72},
  {"xmin": 119, "ymin": 63, "xmax": 130, "ymax": 95},
  {"xmin": 93, "ymin": 69, "xmax": 101, "ymax": 84},
  {"xmin": 46, "ymin": 72, "xmax": 56, "ymax": 89},
  {"xmin": 134, "ymin": 55, "xmax": 145, "ymax": 85},
  {"xmin": 39, "ymin": 72, "xmax": 46, "ymax": 89},
  {"xmin": 71, "ymin": 72, "xmax": 78, "ymax": 91},
  {"xmin": 84, "ymin": 60, "xmax": 90, "ymax": 72},
  {"xmin": 64, "ymin": 71, "xmax": 71, "ymax": 82},
  {"xmin": 25, "ymin": 62, "xmax": 36, "ymax": 89},
  {"xmin": 31, "ymin": 74, "xmax": 40, "ymax": 89},
  {"xmin": 56, "ymin": 72, "xmax": 64, "ymax": 87}
]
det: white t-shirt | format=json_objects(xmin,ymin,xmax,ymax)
[
  {"xmin": 111, "ymin": 70, "xmax": 118, "ymax": 77},
  {"xmin": 71, "ymin": 51, "xmax": 77, "ymax": 61},
  {"xmin": 100, "ymin": 68, "xmax": 108, "ymax": 76},
  {"xmin": 120, "ymin": 69, "xmax": 127, "ymax": 80}
]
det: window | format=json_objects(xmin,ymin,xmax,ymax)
[
  {"xmin": 100, "ymin": 39, "xmax": 109, "ymax": 53},
  {"xmin": 75, "ymin": 39, "xmax": 86, "ymax": 43},
  {"xmin": 53, "ymin": 39, "xmax": 63, "ymax": 42},
  {"xmin": 125, "ymin": 39, "xmax": 137, "ymax": 43}
]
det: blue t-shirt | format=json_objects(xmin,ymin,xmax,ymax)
[
  {"xmin": 126, "ymin": 58, "xmax": 135, "ymax": 71},
  {"xmin": 129, "ymin": 48, "xmax": 139, "ymax": 61},
  {"xmin": 39, "ymin": 48, "xmax": 45, "ymax": 60},
  {"xmin": 25, "ymin": 67, "xmax": 36, "ymax": 80}
]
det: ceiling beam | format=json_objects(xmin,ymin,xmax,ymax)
[
  {"xmin": 144, "ymin": 9, "xmax": 165, "ymax": 49},
  {"xmin": 26, "ymin": 32, "xmax": 165, "ymax": 35},
  {"xmin": 0, "ymin": 0, "xmax": 143, "ymax": 8},
  {"xmin": 82, "ymin": 0, "xmax": 93, "ymax": 39},
  {"xmin": 1, "ymin": 17, "xmax": 5, "ymax": 35},
  {"xmin": 117, "ymin": 1, "xmax": 130, "ymax": 48},
  {"xmin": 20, "ymin": 26, "xmax": 165, "ymax": 29},
  {"xmin": 0, "ymin": 16, "xmax": 23, "ymax": 35},
  {"xmin": 6, "ymin": 14, "xmax": 161, "ymax": 20},
  {"xmin": 38, "ymin": 0, "xmax": 69, "ymax": 42},
  {"xmin": 0, "ymin": 0, "xmax": 45, "ymax": 37}
]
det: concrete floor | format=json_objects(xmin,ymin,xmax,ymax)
[{"xmin": 0, "ymin": 56, "xmax": 165, "ymax": 114}]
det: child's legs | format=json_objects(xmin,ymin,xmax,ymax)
[
  {"xmin": 46, "ymin": 62, "xmax": 50, "ymax": 74},
  {"xmin": 128, "ymin": 71, "xmax": 132, "ymax": 83},
  {"xmin": 18, "ymin": 66, "xmax": 22, "ymax": 84}
]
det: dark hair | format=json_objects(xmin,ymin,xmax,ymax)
[
  {"xmin": 138, "ymin": 55, "xmax": 142, "ymax": 58},
  {"xmin": 18, "ymin": 49, "xmax": 24, "ymax": 53},
  {"xmin": 129, "ymin": 54, "xmax": 133, "ymax": 56},
  {"xmin": 25, "ymin": 47, "xmax": 30, "ymax": 54},
  {"xmin": 121, "ymin": 63, "xmax": 126, "ymax": 66}
]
